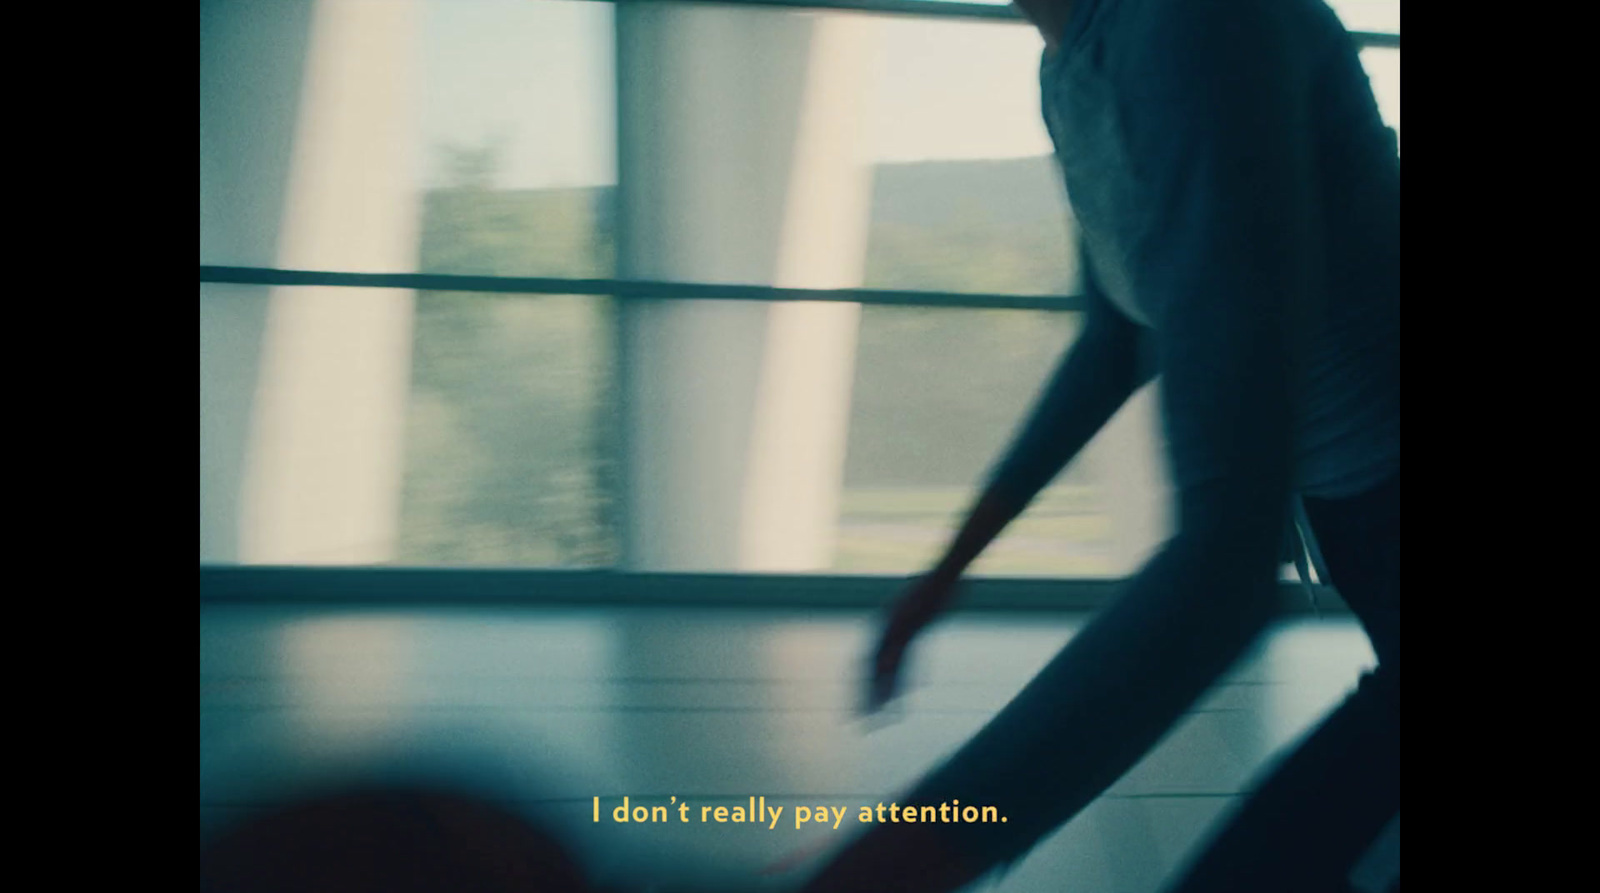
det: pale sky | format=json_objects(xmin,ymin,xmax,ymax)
[{"xmin": 420, "ymin": 0, "xmax": 1399, "ymax": 189}]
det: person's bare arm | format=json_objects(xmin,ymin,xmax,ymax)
[
  {"xmin": 867, "ymin": 272, "xmax": 1150, "ymax": 709},
  {"xmin": 948, "ymin": 280, "xmax": 1151, "ymax": 574}
]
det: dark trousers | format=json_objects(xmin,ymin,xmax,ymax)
[{"xmin": 1163, "ymin": 472, "xmax": 1400, "ymax": 892}]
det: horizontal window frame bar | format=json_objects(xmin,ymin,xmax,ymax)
[
  {"xmin": 607, "ymin": 0, "xmax": 1033, "ymax": 21},
  {"xmin": 198, "ymin": 566, "xmax": 1347, "ymax": 615},
  {"xmin": 199, "ymin": 265, "xmax": 1088, "ymax": 312},
  {"xmin": 592, "ymin": 0, "xmax": 1401, "ymax": 48}
]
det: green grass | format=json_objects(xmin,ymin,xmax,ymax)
[
  {"xmin": 833, "ymin": 536, "xmax": 1114, "ymax": 577},
  {"xmin": 839, "ymin": 484, "xmax": 1102, "ymax": 518},
  {"xmin": 834, "ymin": 484, "xmax": 1113, "ymax": 576}
]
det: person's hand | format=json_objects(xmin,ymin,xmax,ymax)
[{"xmin": 863, "ymin": 570, "xmax": 961, "ymax": 714}]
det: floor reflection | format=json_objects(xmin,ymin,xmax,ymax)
[{"xmin": 200, "ymin": 606, "xmax": 1377, "ymax": 891}]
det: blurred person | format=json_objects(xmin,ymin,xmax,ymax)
[
  {"xmin": 200, "ymin": 784, "xmax": 789, "ymax": 893},
  {"xmin": 199, "ymin": 786, "xmax": 594, "ymax": 893},
  {"xmin": 801, "ymin": 0, "xmax": 1399, "ymax": 890}
]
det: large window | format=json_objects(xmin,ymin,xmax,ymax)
[{"xmin": 201, "ymin": 0, "xmax": 1399, "ymax": 591}]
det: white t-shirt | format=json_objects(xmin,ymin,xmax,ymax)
[{"xmin": 1039, "ymin": 0, "xmax": 1400, "ymax": 500}]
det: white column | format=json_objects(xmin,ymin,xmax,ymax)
[
  {"xmin": 200, "ymin": 0, "xmax": 316, "ymax": 563},
  {"xmin": 616, "ymin": 4, "xmax": 876, "ymax": 572},
  {"xmin": 234, "ymin": 0, "xmax": 422, "ymax": 565},
  {"xmin": 741, "ymin": 16, "xmax": 876, "ymax": 571},
  {"xmin": 609, "ymin": 8, "xmax": 880, "ymax": 857}
]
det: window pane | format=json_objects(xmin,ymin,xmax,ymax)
[
  {"xmin": 398, "ymin": 293, "xmax": 616, "ymax": 567},
  {"xmin": 613, "ymin": 4, "xmax": 1075, "ymax": 297},
  {"xmin": 1361, "ymin": 47, "xmax": 1400, "ymax": 144},
  {"xmin": 862, "ymin": 16, "xmax": 1075, "ymax": 296},
  {"xmin": 417, "ymin": 0, "xmax": 616, "ymax": 279},
  {"xmin": 836, "ymin": 307, "xmax": 1170, "ymax": 578},
  {"xmin": 199, "ymin": 285, "xmax": 615, "ymax": 567},
  {"xmin": 1325, "ymin": 0, "xmax": 1400, "ymax": 35},
  {"xmin": 198, "ymin": 0, "xmax": 616, "ymax": 278}
]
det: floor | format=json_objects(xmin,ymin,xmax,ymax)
[{"xmin": 199, "ymin": 605, "xmax": 1378, "ymax": 892}]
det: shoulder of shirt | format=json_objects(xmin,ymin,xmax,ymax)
[{"xmin": 1092, "ymin": 0, "xmax": 1335, "ymax": 104}]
